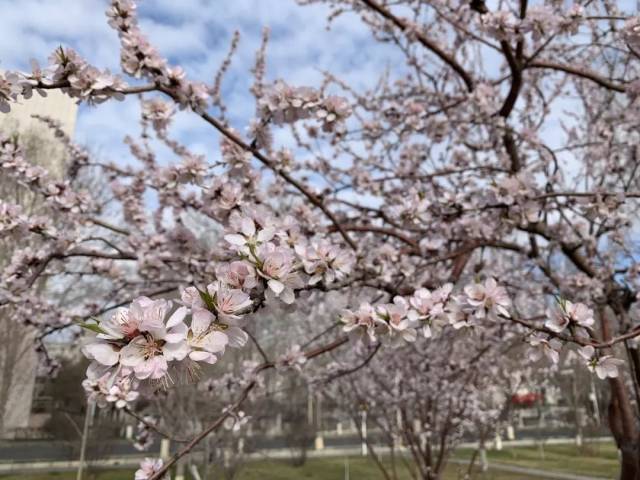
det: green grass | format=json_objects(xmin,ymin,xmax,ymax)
[
  {"xmin": 0, "ymin": 459, "xmax": 540, "ymax": 480},
  {"xmin": 455, "ymin": 442, "xmax": 619, "ymax": 479},
  {"xmin": 235, "ymin": 457, "xmax": 541, "ymax": 479},
  {"xmin": 0, "ymin": 472, "xmax": 132, "ymax": 480},
  {"xmin": 0, "ymin": 444, "xmax": 618, "ymax": 480}
]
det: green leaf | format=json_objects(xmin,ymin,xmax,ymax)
[
  {"xmin": 78, "ymin": 322, "xmax": 107, "ymax": 335},
  {"xmin": 196, "ymin": 286, "xmax": 215, "ymax": 311}
]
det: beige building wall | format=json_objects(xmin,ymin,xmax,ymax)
[
  {"xmin": 0, "ymin": 88, "xmax": 77, "ymax": 137},
  {"xmin": 0, "ymin": 90, "xmax": 78, "ymax": 438},
  {"xmin": 0, "ymin": 87, "xmax": 77, "ymax": 178}
]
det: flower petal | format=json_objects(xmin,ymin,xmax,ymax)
[
  {"xmin": 163, "ymin": 341, "xmax": 189, "ymax": 361},
  {"xmin": 226, "ymin": 327, "xmax": 248, "ymax": 348},
  {"xmin": 166, "ymin": 306, "xmax": 188, "ymax": 328},
  {"xmin": 225, "ymin": 234, "xmax": 246, "ymax": 246},
  {"xmin": 268, "ymin": 279, "xmax": 284, "ymax": 294},
  {"xmin": 83, "ymin": 342, "xmax": 119, "ymax": 366}
]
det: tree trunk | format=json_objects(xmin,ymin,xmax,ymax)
[
  {"xmin": 599, "ymin": 308, "xmax": 640, "ymax": 480},
  {"xmin": 608, "ymin": 377, "xmax": 640, "ymax": 480},
  {"xmin": 618, "ymin": 442, "xmax": 640, "ymax": 480}
]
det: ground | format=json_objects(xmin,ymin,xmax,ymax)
[
  {"xmin": 456, "ymin": 441, "xmax": 619, "ymax": 479},
  {"xmin": 0, "ymin": 442, "xmax": 619, "ymax": 479},
  {"xmin": 0, "ymin": 461, "xmax": 540, "ymax": 480}
]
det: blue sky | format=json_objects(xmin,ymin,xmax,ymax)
[
  {"xmin": 0, "ymin": 0, "xmax": 401, "ymax": 164},
  {"xmin": 3, "ymin": 1, "xmax": 636, "ymax": 175}
]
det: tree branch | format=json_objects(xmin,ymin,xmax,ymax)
[{"xmin": 359, "ymin": 0, "xmax": 474, "ymax": 92}]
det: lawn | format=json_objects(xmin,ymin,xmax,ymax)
[
  {"xmin": 0, "ymin": 443, "xmax": 618, "ymax": 480},
  {"xmin": 455, "ymin": 441, "xmax": 619, "ymax": 479},
  {"xmin": 0, "ymin": 473, "xmax": 129, "ymax": 480},
  {"xmin": 235, "ymin": 457, "xmax": 540, "ymax": 479},
  {"xmin": 0, "ymin": 458, "xmax": 542, "ymax": 480}
]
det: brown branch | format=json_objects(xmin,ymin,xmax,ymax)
[
  {"xmin": 246, "ymin": 328, "xmax": 270, "ymax": 363},
  {"xmin": 35, "ymin": 80, "xmax": 157, "ymax": 95},
  {"xmin": 526, "ymin": 61, "xmax": 627, "ymax": 93},
  {"xmin": 331, "ymin": 224, "xmax": 418, "ymax": 250},
  {"xmin": 508, "ymin": 314, "xmax": 640, "ymax": 349},
  {"xmin": 123, "ymin": 407, "xmax": 190, "ymax": 443},
  {"xmin": 88, "ymin": 217, "xmax": 130, "ymax": 235},
  {"xmin": 534, "ymin": 191, "xmax": 640, "ymax": 199},
  {"xmin": 359, "ymin": 0, "xmax": 474, "ymax": 92},
  {"xmin": 324, "ymin": 343, "xmax": 381, "ymax": 383}
]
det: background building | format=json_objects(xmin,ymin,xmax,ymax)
[{"xmin": 0, "ymin": 88, "xmax": 78, "ymax": 439}]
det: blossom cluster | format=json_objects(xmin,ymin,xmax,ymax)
[
  {"xmin": 223, "ymin": 211, "xmax": 354, "ymax": 304},
  {"xmin": 528, "ymin": 333, "xmax": 624, "ymax": 379},
  {"xmin": 479, "ymin": 5, "xmax": 584, "ymax": 42},
  {"xmin": 82, "ymin": 364, "xmax": 139, "ymax": 408},
  {"xmin": 340, "ymin": 278, "xmax": 511, "ymax": 345},
  {"xmin": 578, "ymin": 345, "xmax": 624, "ymax": 380},
  {"xmin": 544, "ymin": 299, "xmax": 594, "ymax": 335},
  {"xmin": 1, "ymin": 49, "xmax": 128, "ymax": 113},
  {"xmin": 529, "ymin": 333, "xmax": 624, "ymax": 379},
  {"xmin": 0, "ymin": 201, "xmax": 55, "ymax": 238},
  {"xmin": 141, "ymin": 99, "xmax": 174, "ymax": 134},
  {"xmin": 81, "ymin": 293, "xmax": 248, "ymax": 400},
  {"xmin": 0, "ymin": 135, "xmax": 91, "ymax": 214},
  {"xmin": 106, "ymin": 0, "xmax": 210, "ymax": 111},
  {"xmin": 258, "ymin": 80, "xmax": 352, "ymax": 132},
  {"xmin": 79, "ymin": 209, "xmax": 354, "ymax": 405},
  {"xmin": 527, "ymin": 300, "xmax": 622, "ymax": 379},
  {"xmin": 527, "ymin": 333, "xmax": 563, "ymax": 365}
]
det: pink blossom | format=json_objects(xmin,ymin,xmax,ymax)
[
  {"xmin": 81, "ymin": 370, "xmax": 112, "ymax": 408},
  {"xmin": 377, "ymin": 296, "xmax": 417, "ymax": 344},
  {"xmin": 0, "ymin": 72, "xmax": 20, "ymax": 113},
  {"xmin": 105, "ymin": 376, "xmax": 140, "ymax": 408},
  {"xmin": 207, "ymin": 281, "xmax": 252, "ymax": 320},
  {"xmin": 186, "ymin": 309, "xmax": 229, "ymax": 364},
  {"xmin": 83, "ymin": 298, "xmax": 183, "ymax": 369},
  {"xmin": 544, "ymin": 307, "xmax": 570, "ymax": 333},
  {"xmin": 133, "ymin": 416, "xmax": 156, "ymax": 451},
  {"xmin": 463, "ymin": 278, "xmax": 510, "ymax": 320},
  {"xmin": 565, "ymin": 302, "xmax": 595, "ymax": 328},
  {"xmin": 256, "ymin": 244, "xmax": 302, "ymax": 304},
  {"xmin": 408, "ymin": 284, "xmax": 452, "ymax": 337},
  {"xmin": 216, "ymin": 261, "xmax": 257, "ymax": 291},
  {"xmin": 119, "ymin": 312, "xmax": 189, "ymax": 380},
  {"xmin": 224, "ymin": 216, "xmax": 275, "ymax": 254},
  {"xmin": 578, "ymin": 346, "xmax": 624, "ymax": 379},
  {"xmin": 141, "ymin": 99, "xmax": 174, "ymax": 133},
  {"xmin": 446, "ymin": 300, "xmax": 476, "ymax": 330},
  {"xmin": 180, "ymin": 286, "xmax": 205, "ymax": 310},
  {"xmin": 480, "ymin": 11, "xmax": 519, "ymax": 41},
  {"xmin": 340, "ymin": 303, "xmax": 387, "ymax": 343},
  {"xmin": 135, "ymin": 458, "xmax": 164, "ymax": 480},
  {"xmin": 84, "ymin": 298, "xmax": 189, "ymax": 380},
  {"xmin": 545, "ymin": 300, "xmax": 594, "ymax": 333},
  {"xmin": 278, "ymin": 344, "xmax": 307, "ymax": 371},
  {"xmin": 295, "ymin": 241, "xmax": 353, "ymax": 285},
  {"xmin": 528, "ymin": 334, "xmax": 562, "ymax": 364}
]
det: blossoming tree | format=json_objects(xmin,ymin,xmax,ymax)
[
  {"xmin": 323, "ymin": 327, "xmax": 520, "ymax": 479},
  {"xmin": 2, "ymin": 0, "xmax": 640, "ymax": 478}
]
